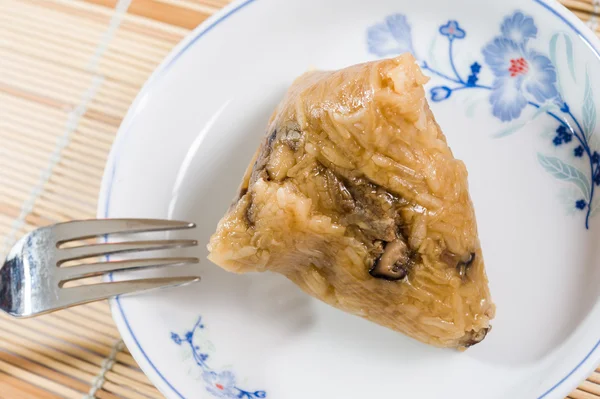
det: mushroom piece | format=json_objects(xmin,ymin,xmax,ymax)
[
  {"xmin": 457, "ymin": 253, "xmax": 475, "ymax": 279},
  {"xmin": 281, "ymin": 121, "xmax": 304, "ymax": 151},
  {"xmin": 441, "ymin": 250, "xmax": 476, "ymax": 279},
  {"xmin": 369, "ymin": 239, "xmax": 411, "ymax": 281},
  {"xmin": 461, "ymin": 326, "xmax": 491, "ymax": 348}
]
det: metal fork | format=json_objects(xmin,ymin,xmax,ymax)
[{"xmin": 0, "ymin": 219, "xmax": 200, "ymax": 318}]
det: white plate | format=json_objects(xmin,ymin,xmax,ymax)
[{"xmin": 98, "ymin": 0, "xmax": 600, "ymax": 397}]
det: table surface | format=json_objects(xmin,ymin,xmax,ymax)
[{"xmin": 1, "ymin": 0, "xmax": 600, "ymax": 398}]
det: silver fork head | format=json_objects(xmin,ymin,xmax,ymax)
[{"xmin": 0, "ymin": 219, "xmax": 200, "ymax": 318}]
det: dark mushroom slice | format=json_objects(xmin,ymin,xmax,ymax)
[
  {"xmin": 457, "ymin": 253, "xmax": 476, "ymax": 280},
  {"xmin": 370, "ymin": 239, "xmax": 411, "ymax": 281},
  {"xmin": 280, "ymin": 121, "xmax": 304, "ymax": 151},
  {"xmin": 243, "ymin": 193, "xmax": 255, "ymax": 227},
  {"xmin": 460, "ymin": 326, "xmax": 491, "ymax": 348},
  {"xmin": 441, "ymin": 251, "xmax": 476, "ymax": 279}
]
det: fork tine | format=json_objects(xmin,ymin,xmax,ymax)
[
  {"xmin": 58, "ymin": 276, "xmax": 201, "ymax": 308},
  {"xmin": 53, "ymin": 219, "xmax": 195, "ymax": 244},
  {"xmin": 57, "ymin": 240, "xmax": 198, "ymax": 263},
  {"xmin": 59, "ymin": 257, "xmax": 200, "ymax": 282}
]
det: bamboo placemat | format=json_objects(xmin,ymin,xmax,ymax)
[{"xmin": 0, "ymin": 0, "xmax": 599, "ymax": 398}]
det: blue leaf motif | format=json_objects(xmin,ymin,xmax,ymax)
[
  {"xmin": 565, "ymin": 36, "xmax": 576, "ymax": 81},
  {"xmin": 493, "ymin": 103, "xmax": 557, "ymax": 138},
  {"xmin": 537, "ymin": 153, "xmax": 591, "ymax": 198},
  {"xmin": 171, "ymin": 332, "xmax": 182, "ymax": 345},
  {"xmin": 583, "ymin": 68, "xmax": 596, "ymax": 141},
  {"xmin": 549, "ymin": 33, "xmax": 576, "ymax": 97},
  {"xmin": 549, "ymin": 33, "xmax": 577, "ymax": 105}
]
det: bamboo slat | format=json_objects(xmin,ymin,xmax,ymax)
[
  {"xmin": 0, "ymin": 357, "xmax": 83, "ymax": 399},
  {"xmin": 571, "ymin": 389, "xmax": 600, "ymax": 399},
  {"xmin": 581, "ymin": 381, "xmax": 600, "ymax": 397},
  {"xmin": 1, "ymin": 0, "xmax": 600, "ymax": 398},
  {"xmin": 0, "ymin": 371, "xmax": 65, "ymax": 399},
  {"xmin": 560, "ymin": 0, "xmax": 600, "ymax": 14}
]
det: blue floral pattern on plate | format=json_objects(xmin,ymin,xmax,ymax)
[
  {"xmin": 171, "ymin": 317, "xmax": 267, "ymax": 399},
  {"xmin": 367, "ymin": 14, "xmax": 415, "ymax": 57},
  {"xmin": 368, "ymin": 11, "xmax": 600, "ymax": 228}
]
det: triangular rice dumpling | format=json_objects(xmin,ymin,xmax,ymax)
[{"xmin": 208, "ymin": 54, "xmax": 495, "ymax": 348}]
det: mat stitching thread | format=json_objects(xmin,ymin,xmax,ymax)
[
  {"xmin": 84, "ymin": 339, "xmax": 125, "ymax": 399},
  {"xmin": 588, "ymin": 0, "xmax": 600, "ymax": 31},
  {"xmin": 0, "ymin": 0, "xmax": 132, "ymax": 257}
]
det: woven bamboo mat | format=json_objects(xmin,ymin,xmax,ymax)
[{"xmin": 0, "ymin": 0, "xmax": 600, "ymax": 398}]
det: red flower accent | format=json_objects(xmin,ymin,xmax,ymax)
[
  {"xmin": 216, "ymin": 384, "xmax": 224, "ymax": 390},
  {"xmin": 508, "ymin": 57, "xmax": 528, "ymax": 77}
]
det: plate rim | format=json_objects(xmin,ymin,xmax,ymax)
[{"xmin": 97, "ymin": 1, "xmax": 600, "ymax": 397}]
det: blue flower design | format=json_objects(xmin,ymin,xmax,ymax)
[
  {"xmin": 553, "ymin": 125, "xmax": 573, "ymax": 145},
  {"xmin": 367, "ymin": 14, "xmax": 414, "ymax": 57},
  {"xmin": 365, "ymin": 11, "xmax": 598, "ymax": 229},
  {"xmin": 489, "ymin": 79, "xmax": 529, "ymax": 121},
  {"xmin": 466, "ymin": 74, "xmax": 478, "ymax": 86},
  {"xmin": 482, "ymin": 34, "xmax": 559, "ymax": 121},
  {"xmin": 553, "ymin": 136, "xmax": 562, "ymax": 146},
  {"xmin": 431, "ymin": 86, "xmax": 452, "ymax": 102},
  {"xmin": 466, "ymin": 62, "xmax": 481, "ymax": 87},
  {"xmin": 470, "ymin": 62, "xmax": 482, "ymax": 74},
  {"xmin": 501, "ymin": 11, "xmax": 537, "ymax": 44},
  {"xmin": 439, "ymin": 21, "xmax": 465, "ymax": 40},
  {"xmin": 172, "ymin": 317, "xmax": 266, "ymax": 398},
  {"xmin": 203, "ymin": 371, "xmax": 237, "ymax": 398}
]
